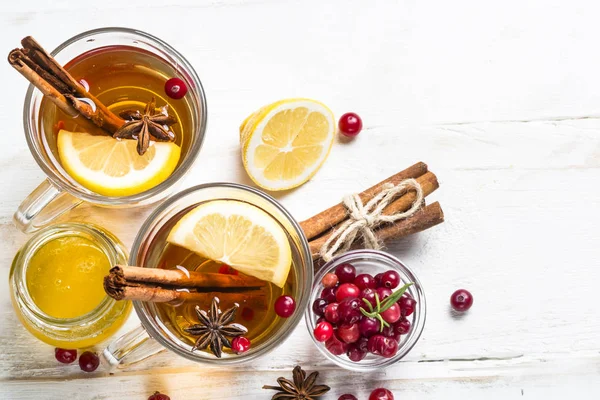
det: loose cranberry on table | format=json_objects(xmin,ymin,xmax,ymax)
[
  {"xmin": 324, "ymin": 302, "xmax": 340, "ymax": 323},
  {"xmin": 231, "ymin": 336, "xmax": 251, "ymax": 354},
  {"xmin": 336, "ymin": 283, "xmax": 360, "ymax": 301},
  {"xmin": 321, "ymin": 272, "xmax": 339, "ymax": 288},
  {"xmin": 354, "ymin": 273, "xmax": 376, "ymax": 290},
  {"xmin": 164, "ymin": 77, "xmax": 188, "ymax": 99},
  {"xmin": 312, "ymin": 298, "xmax": 328, "ymax": 316},
  {"xmin": 148, "ymin": 392, "xmax": 170, "ymax": 400},
  {"xmin": 369, "ymin": 388, "xmax": 394, "ymax": 400},
  {"xmin": 450, "ymin": 288, "xmax": 474, "ymax": 311},
  {"xmin": 339, "ymin": 395, "xmax": 358, "ymax": 400},
  {"xmin": 274, "ymin": 295, "xmax": 296, "ymax": 318},
  {"xmin": 338, "ymin": 112, "xmax": 363, "ymax": 137},
  {"xmin": 335, "ymin": 263, "xmax": 356, "ymax": 283},
  {"xmin": 314, "ymin": 321, "xmax": 334, "ymax": 342},
  {"xmin": 55, "ymin": 348, "xmax": 77, "ymax": 364},
  {"xmin": 78, "ymin": 351, "xmax": 100, "ymax": 373}
]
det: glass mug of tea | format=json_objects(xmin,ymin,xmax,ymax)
[
  {"xmin": 14, "ymin": 27, "xmax": 207, "ymax": 233},
  {"xmin": 103, "ymin": 183, "xmax": 313, "ymax": 367}
]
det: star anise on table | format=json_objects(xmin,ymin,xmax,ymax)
[
  {"xmin": 183, "ymin": 297, "xmax": 247, "ymax": 358},
  {"xmin": 263, "ymin": 365, "xmax": 330, "ymax": 399},
  {"xmin": 113, "ymin": 97, "xmax": 177, "ymax": 156}
]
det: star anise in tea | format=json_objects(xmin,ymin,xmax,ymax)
[
  {"xmin": 184, "ymin": 297, "xmax": 247, "ymax": 358},
  {"xmin": 263, "ymin": 365, "xmax": 330, "ymax": 399},
  {"xmin": 113, "ymin": 97, "xmax": 177, "ymax": 156}
]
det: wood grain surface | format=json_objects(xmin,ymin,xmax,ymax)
[{"xmin": 1, "ymin": 0, "xmax": 599, "ymax": 398}]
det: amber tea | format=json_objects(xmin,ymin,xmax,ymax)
[{"xmin": 37, "ymin": 45, "xmax": 195, "ymax": 196}]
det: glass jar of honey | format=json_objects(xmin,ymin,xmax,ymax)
[{"xmin": 9, "ymin": 223, "xmax": 131, "ymax": 348}]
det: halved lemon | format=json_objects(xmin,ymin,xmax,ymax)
[
  {"xmin": 240, "ymin": 98, "xmax": 335, "ymax": 191},
  {"xmin": 166, "ymin": 200, "xmax": 292, "ymax": 287},
  {"xmin": 57, "ymin": 129, "xmax": 180, "ymax": 197}
]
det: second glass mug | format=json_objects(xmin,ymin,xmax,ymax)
[
  {"xmin": 103, "ymin": 183, "xmax": 313, "ymax": 367},
  {"xmin": 14, "ymin": 27, "xmax": 207, "ymax": 233}
]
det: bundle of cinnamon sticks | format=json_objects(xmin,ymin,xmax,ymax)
[
  {"xmin": 8, "ymin": 36, "xmax": 124, "ymax": 134},
  {"xmin": 104, "ymin": 265, "xmax": 268, "ymax": 309},
  {"xmin": 300, "ymin": 162, "xmax": 444, "ymax": 260}
]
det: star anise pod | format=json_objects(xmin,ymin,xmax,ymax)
[
  {"xmin": 183, "ymin": 297, "xmax": 247, "ymax": 358},
  {"xmin": 263, "ymin": 365, "xmax": 330, "ymax": 399},
  {"xmin": 113, "ymin": 97, "xmax": 177, "ymax": 156}
]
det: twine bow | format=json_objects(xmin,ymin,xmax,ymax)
[{"xmin": 319, "ymin": 178, "xmax": 424, "ymax": 262}]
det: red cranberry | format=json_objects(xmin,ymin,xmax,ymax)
[
  {"xmin": 394, "ymin": 318, "xmax": 411, "ymax": 335},
  {"xmin": 339, "ymin": 395, "xmax": 358, "ymax": 400},
  {"xmin": 338, "ymin": 112, "xmax": 363, "ymax": 137},
  {"xmin": 241, "ymin": 307, "xmax": 254, "ymax": 321},
  {"xmin": 231, "ymin": 336, "xmax": 251, "ymax": 354},
  {"xmin": 55, "ymin": 348, "xmax": 77, "ymax": 364},
  {"xmin": 380, "ymin": 270, "xmax": 400, "ymax": 289},
  {"xmin": 325, "ymin": 332, "xmax": 348, "ymax": 355},
  {"xmin": 376, "ymin": 287, "xmax": 393, "ymax": 301},
  {"xmin": 218, "ymin": 264, "xmax": 238, "ymax": 275},
  {"xmin": 321, "ymin": 273, "xmax": 339, "ymax": 288},
  {"xmin": 381, "ymin": 303, "xmax": 401, "ymax": 324},
  {"xmin": 336, "ymin": 283, "xmax": 360, "ymax": 301},
  {"xmin": 321, "ymin": 287, "xmax": 337, "ymax": 303},
  {"xmin": 324, "ymin": 302, "xmax": 340, "ymax": 324},
  {"xmin": 450, "ymin": 289, "xmax": 473, "ymax": 311},
  {"xmin": 360, "ymin": 287, "xmax": 377, "ymax": 308},
  {"xmin": 313, "ymin": 321, "xmax": 333, "ymax": 342},
  {"xmin": 337, "ymin": 323, "xmax": 360, "ymax": 344},
  {"xmin": 78, "ymin": 351, "xmax": 100, "ymax": 372},
  {"xmin": 148, "ymin": 392, "xmax": 171, "ymax": 400},
  {"xmin": 274, "ymin": 295, "xmax": 296, "ymax": 318},
  {"xmin": 356, "ymin": 336, "xmax": 369, "ymax": 352},
  {"xmin": 354, "ymin": 273, "xmax": 376, "ymax": 290},
  {"xmin": 346, "ymin": 342, "xmax": 367, "ymax": 362},
  {"xmin": 312, "ymin": 298, "xmax": 328, "ymax": 316},
  {"xmin": 378, "ymin": 336, "xmax": 399, "ymax": 358},
  {"xmin": 367, "ymin": 334, "xmax": 385, "ymax": 354},
  {"xmin": 374, "ymin": 272, "xmax": 384, "ymax": 287},
  {"xmin": 399, "ymin": 296, "xmax": 416, "ymax": 317},
  {"xmin": 335, "ymin": 263, "xmax": 356, "ymax": 283},
  {"xmin": 358, "ymin": 316, "xmax": 380, "ymax": 337},
  {"xmin": 164, "ymin": 77, "xmax": 188, "ymax": 99},
  {"xmin": 338, "ymin": 297, "xmax": 362, "ymax": 324},
  {"xmin": 369, "ymin": 388, "xmax": 394, "ymax": 400}
]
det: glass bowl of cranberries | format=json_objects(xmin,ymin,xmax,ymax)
[{"xmin": 305, "ymin": 249, "xmax": 426, "ymax": 371}]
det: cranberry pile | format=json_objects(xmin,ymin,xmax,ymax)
[{"xmin": 312, "ymin": 263, "xmax": 416, "ymax": 361}]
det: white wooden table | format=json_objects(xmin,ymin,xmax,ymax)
[{"xmin": 1, "ymin": 1, "xmax": 600, "ymax": 398}]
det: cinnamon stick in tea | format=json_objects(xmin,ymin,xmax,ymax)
[
  {"xmin": 300, "ymin": 162, "xmax": 429, "ymax": 240},
  {"xmin": 109, "ymin": 265, "xmax": 265, "ymax": 289},
  {"xmin": 8, "ymin": 36, "xmax": 125, "ymax": 133},
  {"xmin": 309, "ymin": 201, "xmax": 444, "ymax": 259}
]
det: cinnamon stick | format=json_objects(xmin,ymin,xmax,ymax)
[
  {"xmin": 309, "ymin": 171, "xmax": 439, "ymax": 252},
  {"xmin": 8, "ymin": 36, "xmax": 125, "ymax": 133},
  {"xmin": 109, "ymin": 265, "xmax": 265, "ymax": 289},
  {"xmin": 300, "ymin": 162, "xmax": 428, "ymax": 240},
  {"xmin": 309, "ymin": 201, "xmax": 444, "ymax": 259}
]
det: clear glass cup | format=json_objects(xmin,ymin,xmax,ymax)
[
  {"xmin": 305, "ymin": 249, "xmax": 426, "ymax": 371},
  {"xmin": 14, "ymin": 27, "xmax": 207, "ymax": 233},
  {"xmin": 103, "ymin": 183, "xmax": 313, "ymax": 368},
  {"xmin": 9, "ymin": 223, "xmax": 131, "ymax": 348}
]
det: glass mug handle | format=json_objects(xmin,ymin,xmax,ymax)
[
  {"xmin": 13, "ymin": 179, "xmax": 82, "ymax": 233},
  {"xmin": 103, "ymin": 325, "xmax": 165, "ymax": 368}
]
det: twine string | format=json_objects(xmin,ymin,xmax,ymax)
[{"xmin": 319, "ymin": 178, "xmax": 424, "ymax": 262}]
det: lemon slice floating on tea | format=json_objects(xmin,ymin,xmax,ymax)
[
  {"xmin": 57, "ymin": 129, "xmax": 180, "ymax": 197},
  {"xmin": 166, "ymin": 200, "xmax": 292, "ymax": 287},
  {"xmin": 240, "ymin": 98, "xmax": 335, "ymax": 191}
]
